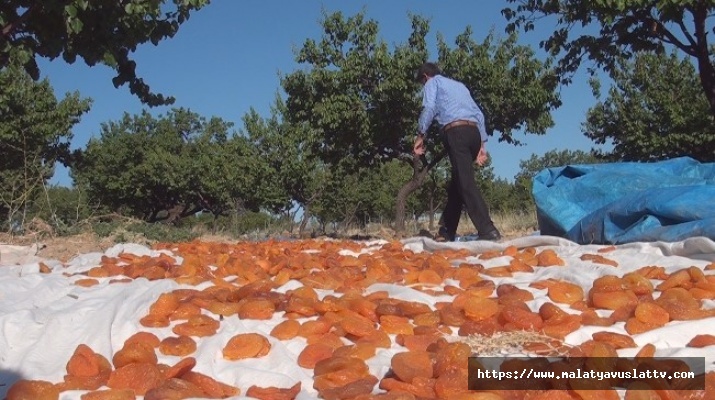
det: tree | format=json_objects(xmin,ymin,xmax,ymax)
[
  {"xmin": 72, "ymin": 108, "xmax": 275, "ymax": 222},
  {"xmin": 1, "ymin": 0, "xmax": 209, "ymax": 106},
  {"xmin": 502, "ymin": 0, "xmax": 715, "ymax": 116},
  {"xmin": 241, "ymin": 98, "xmax": 324, "ymax": 234},
  {"xmin": 283, "ymin": 11, "xmax": 561, "ymax": 233},
  {"xmin": 584, "ymin": 51, "xmax": 715, "ymax": 162},
  {"xmin": 0, "ymin": 61, "xmax": 91, "ymax": 229},
  {"xmin": 513, "ymin": 149, "xmax": 601, "ymax": 211}
]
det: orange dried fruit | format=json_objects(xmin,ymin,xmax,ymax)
[
  {"xmin": 391, "ymin": 350, "xmax": 433, "ymax": 384},
  {"xmin": 106, "ymin": 363, "xmax": 165, "ymax": 396},
  {"xmin": 580, "ymin": 253, "xmax": 618, "ymax": 267},
  {"xmin": 124, "ymin": 331, "xmax": 160, "ymax": 348},
  {"xmin": 625, "ymin": 317, "xmax": 658, "ymax": 335},
  {"xmin": 223, "ymin": 333, "xmax": 271, "ymax": 360},
  {"xmin": 239, "ymin": 298, "xmax": 276, "ymax": 320},
  {"xmin": 75, "ymin": 278, "xmax": 100, "ymax": 287},
  {"xmin": 686, "ymin": 334, "xmax": 715, "ymax": 348},
  {"xmin": 164, "ymin": 357, "xmax": 197, "ymax": 379},
  {"xmin": 6, "ymin": 380, "xmax": 60, "ymax": 400},
  {"xmin": 148, "ymin": 292, "xmax": 180, "ymax": 318},
  {"xmin": 298, "ymin": 319, "xmax": 332, "ymax": 338},
  {"xmin": 622, "ymin": 272, "xmax": 654, "ymax": 295},
  {"xmin": 463, "ymin": 297, "xmax": 499, "ymax": 321},
  {"xmin": 656, "ymin": 269, "xmax": 691, "ymax": 291},
  {"xmin": 172, "ymin": 314, "xmax": 220, "ymax": 337},
  {"xmin": 270, "ymin": 319, "xmax": 301, "ymax": 340},
  {"xmin": 298, "ymin": 343, "xmax": 335, "ymax": 369},
  {"xmin": 547, "ymin": 281, "xmax": 585, "ymax": 305},
  {"xmin": 580, "ymin": 309, "xmax": 614, "ymax": 327},
  {"xmin": 181, "ymin": 371, "xmax": 240, "ymax": 398},
  {"xmin": 66, "ymin": 344, "xmax": 102, "ymax": 377},
  {"xmin": 159, "ymin": 335, "xmax": 197, "ymax": 357},
  {"xmin": 379, "ymin": 315, "xmax": 414, "ymax": 335},
  {"xmin": 590, "ymin": 289, "xmax": 638, "ymax": 310},
  {"xmin": 245, "ymin": 382, "xmax": 301, "ymax": 400},
  {"xmin": 592, "ymin": 331, "xmax": 637, "ymax": 349},
  {"xmin": 143, "ymin": 378, "xmax": 204, "ymax": 400},
  {"xmin": 112, "ymin": 341, "xmax": 157, "ymax": 369},
  {"xmin": 634, "ymin": 302, "xmax": 669, "ymax": 326},
  {"xmin": 332, "ymin": 343, "xmax": 376, "ymax": 360},
  {"xmin": 79, "ymin": 389, "xmax": 136, "ymax": 400},
  {"xmin": 499, "ymin": 304, "xmax": 544, "ymax": 331},
  {"xmin": 318, "ymin": 375, "xmax": 378, "ymax": 400},
  {"xmin": 536, "ymin": 249, "xmax": 566, "ymax": 266}
]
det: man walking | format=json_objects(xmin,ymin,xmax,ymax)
[{"xmin": 413, "ymin": 62, "xmax": 501, "ymax": 242}]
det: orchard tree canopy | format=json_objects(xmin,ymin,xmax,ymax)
[
  {"xmin": 0, "ymin": 61, "xmax": 90, "ymax": 226},
  {"xmin": 282, "ymin": 11, "xmax": 561, "ymax": 231},
  {"xmin": 584, "ymin": 51, "xmax": 715, "ymax": 162},
  {"xmin": 502, "ymin": 0, "xmax": 715, "ymax": 115},
  {"xmin": 0, "ymin": 0, "xmax": 209, "ymax": 106}
]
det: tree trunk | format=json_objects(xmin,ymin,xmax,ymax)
[
  {"xmin": 394, "ymin": 153, "xmax": 443, "ymax": 233},
  {"xmin": 691, "ymin": 3, "xmax": 715, "ymax": 117},
  {"xmin": 298, "ymin": 204, "xmax": 311, "ymax": 236}
]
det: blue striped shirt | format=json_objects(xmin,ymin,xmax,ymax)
[{"xmin": 418, "ymin": 75, "xmax": 488, "ymax": 142}]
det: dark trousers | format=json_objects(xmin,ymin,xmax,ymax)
[{"xmin": 440, "ymin": 124, "xmax": 496, "ymax": 237}]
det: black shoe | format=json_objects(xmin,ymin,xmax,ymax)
[
  {"xmin": 477, "ymin": 229, "xmax": 502, "ymax": 241},
  {"xmin": 435, "ymin": 226, "xmax": 455, "ymax": 242}
]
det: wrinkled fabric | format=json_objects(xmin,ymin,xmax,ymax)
[{"xmin": 532, "ymin": 157, "xmax": 715, "ymax": 244}]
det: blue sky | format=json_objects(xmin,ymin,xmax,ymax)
[{"xmin": 41, "ymin": 0, "xmax": 608, "ymax": 186}]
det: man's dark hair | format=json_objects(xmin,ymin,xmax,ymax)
[{"xmin": 415, "ymin": 62, "xmax": 442, "ymax": 82}]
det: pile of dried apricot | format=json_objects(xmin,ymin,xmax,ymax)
[{"xmin": 6, "ymin": 239, "xmax": 715, "ymax": 399}]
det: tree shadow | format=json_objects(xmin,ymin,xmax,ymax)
[{"xmin": 0, "ymin": 368, "xmax": 24, "ymax": 399}]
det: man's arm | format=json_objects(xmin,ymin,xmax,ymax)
[{"xmin": 417, "ymin": 80, "xmax": 437, "ymax": 136}]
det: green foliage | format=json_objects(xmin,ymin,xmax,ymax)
[
  {"xmin": 30, "ymin": 185, "xmax": 96, "ymax": 233},
  {"xmin": 0, "ymin": 0, "xmax": 209, "ymax": 106},
  {"xmin": 502, "ymin": 0, "xmax": 715, "ymax": 114},
  {"xmin": 437, "ymin": 29, "xmax": 562, "ymax": 144},
  {"xmin": 0, "ymin": 62, "xmax": 91, "ymax": 228},
  {"xmin": 282, "ymin": 10, "xmax": 562, "ymax": 231},
  {"xmin": 126, "ymin": 222, "xmax": 198, "ymax": 242},
  {"xmin": 584, "ymin": 52, "xmax": 715, "ymax": 162},
  {"xmin": 72, "ymin": 108, "xmax": 283, "ymax": 223}
]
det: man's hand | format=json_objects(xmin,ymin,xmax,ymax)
[
  {"xmin": 476, "ymin": 145, "xmax": 488, "ymax": 166},
  {"xmin": 413, "ymin": 134, "xmax": 425, "ymax": 156}
]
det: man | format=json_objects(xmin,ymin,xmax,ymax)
[{"xmin": 413, "ymin": 62, "xmax": 501, "ymax": 242}]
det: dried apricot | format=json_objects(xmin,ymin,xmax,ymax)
[
  {"xmin": 391, "ymin": 351, "xmax": 433, "ymax": 384},
  {"xmin": 6, "ymin": 380, "xmax": 60, "ymax": 400},
  {"xmin": 634, "ymin": 302, "xmax": 669, "ymax": 326},
  {"xmin": 143, "ymin": 378, "xmax": 204, "ymax": 400},
  {"xmin": 592, "ymin": 331, "xmax": 637, "ymax": 349},
  {"xmin": 245, "ymin": 382, "xmax": 301, "ymax": 400},
  {"xmin": 106, "ymin": 363, "xmax": 165, "ymax": 396},
  {"xmin": 124, "ymin": 331, "xmax": 160, "ymax": 348},
  {"xmin": 163, "ymin": 357, "xmax": 196, "ymax": 379},
  {"xmin": 79, "ymin": 389, "xmax": 136, "ymax": 400},
  {"xmin": 270, "ymin": 319, "xmax": 301, "ymax": 340},
  {"xmin": 66, "ymin": 344, "xmax": 102, "ymax": 377},
  {"xmin": 181, "ymin": 371, "xmax": 240, "ymax": 398},
  {"xmin": 463, "ymin": 297, "xmax": 499, "ymax": 321},
  {"xmin": 159, "ymin": 335, "xmax": 197, "ymax": 357},
  {"xmin": 686, "ymin": 334, "xmax": 715, "ymax": 348},
  {"xmin": 298, "ymin": 343, "xmax": 335, "ymax": 369},
  {"xmin": 112, "ymin": 341, "xmax": 157, "ymax": 369},
  {"xmin": 223, "ymin": 333, "xmax": 271, "ymax": 360}
]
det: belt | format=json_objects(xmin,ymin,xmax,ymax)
[{"xmin": 443, "ymin": 119, "xmax": 477, "ymax": 132}]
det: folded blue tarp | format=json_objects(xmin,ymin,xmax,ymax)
[{"xmin": 532, "ymin": 157, "xmax": 715, "ymax": 244}]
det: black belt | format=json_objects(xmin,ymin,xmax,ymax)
[{"xmin": 444, "ymin": 120, "xmax": 477, "ymax": 132}]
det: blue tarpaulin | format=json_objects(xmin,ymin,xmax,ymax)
[{"xmin": 532, "ymin": 157, "xmax": 715, "ymax": 244}]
